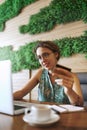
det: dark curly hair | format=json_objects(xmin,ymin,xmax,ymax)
[{"xmin": 34, "ymin": 41, "xmax": 60, "ymax": 61}]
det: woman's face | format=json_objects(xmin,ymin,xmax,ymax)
[{"xmin": 36, "ymin": 47, "xmax": 58, "ymax": 71}]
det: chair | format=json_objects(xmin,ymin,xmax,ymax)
[{"xmin": 77, "ymin": 72, "xmax": 87, "ymax": 106}]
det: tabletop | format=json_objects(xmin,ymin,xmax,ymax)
[{"xmin": 0, "ymin": 101, "xmax": 87, "ymax": 130}]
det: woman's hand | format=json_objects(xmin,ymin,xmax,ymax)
[
  {"xmin": 13, "ymin": 90, "xmax": 23, "ymax": 100},
  {"xmin": 51, "ymin": 67, "xmax": 84, "ymax": 106},
  {"xmin": 52, "ymin": 67, "xmax": 74, "ymax": 90}
]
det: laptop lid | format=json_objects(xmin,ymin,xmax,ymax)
[{"xmin": 0, "ymin": 60, "xmax": 26, "ymax": 115}]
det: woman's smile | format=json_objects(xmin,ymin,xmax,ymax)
[{"xmin": 43, "ymin": 62, "xmax": 50, "ymax": 68}]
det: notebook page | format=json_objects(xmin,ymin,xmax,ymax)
[
  {"xmin": 50, "ymin": 105, "xmax": 68, "ymax": 113},
  {"xmin": 50, "ymin": 104, "xmax": 84, "ymax": 113},
  {"xmin": 60, "ymin": 104, "xmax": 84, "ymax": 112}
]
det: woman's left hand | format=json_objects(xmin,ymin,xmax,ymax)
[
  {"xmin": 52, "ymin": 68, "xmax": 74, "ymax": 90},
  {"xmin": 51, "ymin": 67, "xmax": 84, "ymax": 106}
]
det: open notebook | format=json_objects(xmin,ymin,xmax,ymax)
[
  {"xmin": 50, "ymin": 104, "xmax": 84, "ymax": 113},
  {"xmin": 0, "ymin": 60, "xmax": 32, "ymax": 115}
]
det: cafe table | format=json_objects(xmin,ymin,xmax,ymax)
[{"xmin": 0, "ymin": 100, "xmax": 87, "ymax": 130}]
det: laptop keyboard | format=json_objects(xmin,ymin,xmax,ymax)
[
  {"xmin": 14, "ymin": 100, "xmax": 33, "ymax": 107},
  {"xmin": 14, "ymin": 105, "xmax": 26, "ymax": 110}
]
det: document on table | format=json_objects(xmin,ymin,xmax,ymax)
[{"xmin": 50, "ymin": 104, "xmax": 84, "ymax": 113}]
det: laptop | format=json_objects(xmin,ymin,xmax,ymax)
[{"xmin": 0, "ymin": 60, "xmax": 32, "ymax": 115}]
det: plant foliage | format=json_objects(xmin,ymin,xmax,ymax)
[
  {"xmin": 0, "ymin": 0, "xmax": 37, "ymax": 31},
  {"xmin": 0, "ymin": 37, "xmax": 87, "ymax": 72},
  {"xmin": 0, "ymin": 0, "xmax": 87, "ymax": 73},
  {"xmin": 19, "ymin": 0, "xmax": 87, "ymax": 34}
]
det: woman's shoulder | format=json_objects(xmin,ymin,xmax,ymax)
[
  {"xmin": 36, "ymin": 68, "xmax": 47, "ymax": 73},
  {"xmin": 35, "ymin": 67, "xmax": 43, "ymax": 75},
  {"xmin": 34, "ymin": 67, "xmax": 43, "ymax": 78},
  {"xmin": 35, "ymin": 68, "xmax": 48, "ymax": 80},
  {"xmin": 31, "ymin": 68, "xmax": 43, "ymax": 82}
]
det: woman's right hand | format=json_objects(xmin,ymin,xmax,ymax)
[
  {"xmin": 13, "ymin": 90, "xmax": 23, "ymax": 100},
  {"xmin": 52, "ymin": 67, "xmax": 74, "ymax": 90}
]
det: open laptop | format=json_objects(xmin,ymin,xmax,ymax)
[{"xmin": 0, "ymin": 60, "xmax": 32, "ymax": 115}]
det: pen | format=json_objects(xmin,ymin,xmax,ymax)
[{"xmin": 51, "ymin": 108, "xmax": 60, "ymax": 115}]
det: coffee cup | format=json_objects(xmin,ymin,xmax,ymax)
[{"xmin": 25, "ymin": 104, "xmax": 52, "ymax": 122}]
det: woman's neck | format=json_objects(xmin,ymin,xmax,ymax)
[{"xmin": 48, "ymin": 66, "xmax": 56, "ymax": 75}]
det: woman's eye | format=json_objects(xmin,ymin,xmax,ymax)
[{"xmin": 43, "ymin": 53, "xmax": 49, "ymax": 57}]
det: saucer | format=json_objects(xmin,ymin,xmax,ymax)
[{"xmin": 23, "ymin": 111, "xmax": 60, "ymax": 127}]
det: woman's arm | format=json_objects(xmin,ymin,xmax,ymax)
[
  {"xmin": 52, "ymin": 68, "xmax": 84, "ymax": 106},
  {"xmin": 64, "ymin": 73, "xmax": 84, "ymax": 106},
  {"xmin": 13, "ymin": 68, "xmax": 42, "ymax": 100}
]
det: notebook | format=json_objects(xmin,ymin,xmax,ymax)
[
  {"xmin": 0, "ymin": 60, "xmax": 31, "ymax": 115},
  {"xmin": 50, "ymin": 104, "xmax": 84, "ymax": 113}
]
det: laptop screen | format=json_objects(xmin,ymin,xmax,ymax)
[{"xmin": 0, "ymin": 60, "xmax": 14, "ymax": 115}]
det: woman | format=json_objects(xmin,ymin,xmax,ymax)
[{"xmin": 13, "ymin": 41, "xmax": 84, "ymax": 106}]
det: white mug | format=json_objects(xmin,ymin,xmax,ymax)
[{"xmin": 25, "ymin": 104, "xmax": 51, "ymax": 122}]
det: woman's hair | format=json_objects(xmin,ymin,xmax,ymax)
[{"xmin": 34, "ymin": 41, "xmax": 60, "ymax": 60}]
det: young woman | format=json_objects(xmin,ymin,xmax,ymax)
[{"xmin": 13, "ymin": 41, "xmax": 84, "ymax": 106}]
